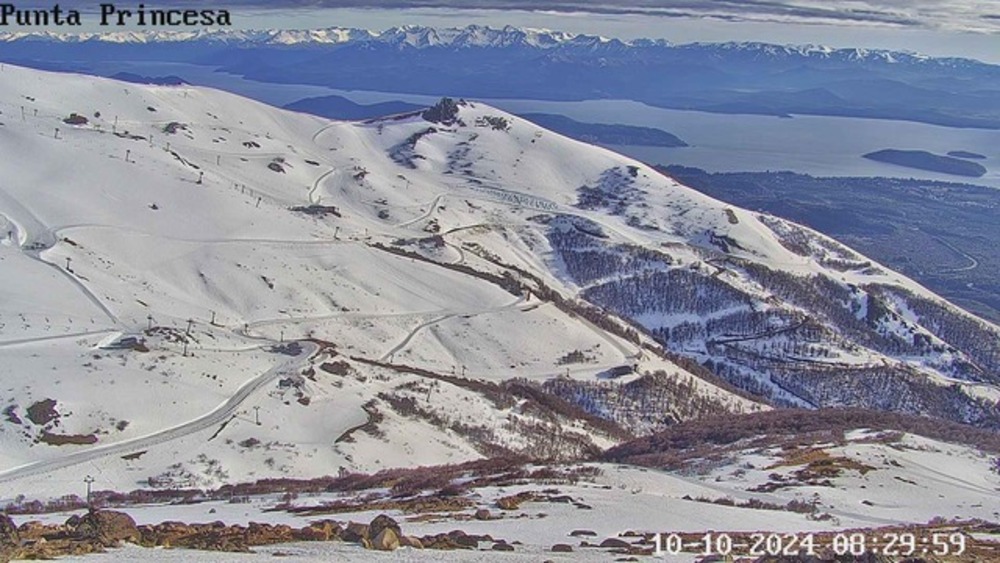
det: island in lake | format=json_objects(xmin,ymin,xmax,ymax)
[
  {"xmin": 947, "ymin": 150, "xmax": 987, "ymax": 160},
  {"xmin": 863, "ymin": 149, "xmax": 987, "ymax": 178}
]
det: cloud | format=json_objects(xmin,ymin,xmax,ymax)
[
  {"xmin": 259, "ymin": 1, "xmax": 996, "ymax": 32},
  {"xmin": 16, "ymin": 1, "xmax": 1000, "ymax": 33}
]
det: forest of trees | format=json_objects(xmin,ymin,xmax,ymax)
[{"xmin": 544, "ymin": 215, "xmax": 1000, "ymax": 428}]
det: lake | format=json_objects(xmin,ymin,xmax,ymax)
[{"xmin": 89, "ymin": 61, "xmax": 1000, "ymax": 188}]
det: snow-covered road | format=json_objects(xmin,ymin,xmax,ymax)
[{"xmin": 0, "ymin": 341, "xmax": 317, "ymax": 483}]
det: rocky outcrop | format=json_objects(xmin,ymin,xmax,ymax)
[
  {"xmin": 243, "ymin": 521, "xmax": 294, "ymax": 546},
  {"xmin": 0, "ymin": 514, "xmax": 19, "ymax": 563},
  {"xmin": 496, "ymin": 491, "xmax": 536, "ymax": 510},
  {"xmin": 422, "ymin": 97, "xmax": 463, "ymax": 125},
  {"xmin": 0, "ymin": 510, "xmax": 137, "ymax": 561},
  {"xmin": 292, "ymin": 519, "xmax": 341, "ymax": 542},
  {"xmin": 0, "ymin": 510, "xmax": 506, "ymax": 558},
  {"xmin": 74, "ymin": 510, "xmax": 140, "ymax": 547}
]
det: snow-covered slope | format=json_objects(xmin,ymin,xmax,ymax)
[
  {"xmin": 0, "ymin": 64, "xmax": 755, "ymax": 498},
  {"xmin": 0, "ymin": 64, "xmax": 997, "ymax": 501}
]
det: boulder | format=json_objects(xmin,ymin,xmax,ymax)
[
  {"xmin": 599, "ymin": 537, "xmax": 631, "ymax": 549},
  {"xmin": 450, "ymin": 531, "xmax": 480, "ymax": 548},
  {"xmin": 492, "ymin": 541, "xmax": 515, "ymax": 551},
  {"xmin": 419, "ymin": 533, "xmax": 464, "ymax": 550},
  {"xmin": 0, "ymin": 514, "xmax": 18, "ymax": 563},
  {"xmin": 474, "ymin": 508, "xmax": 492, "ymax": 520},
  {"xmin": 399, "ymin": 535, "xmax": 424, "ymax": 549},
  {"xmin": 496, "ymin": 496, "xmax": 520, "ymax": 510},
  {"xmin": 496, "ymin": 491, "xmax": 535, "ymax": 510},
  {"xmin": 368, "ymin": 514, "xmax": 401, "ymax": 540},
  {"xmin": 371, "ymin": 527, "xmax": 400, "ymax": 551},
  {"xmin": 341, "ymin": 521, "xmax": 370, "ymax": 544},
  {"xmin": 552, "ymin": 543, "xmax": 574, "ymax": 552},
  {"xmin": 74, "ymin": 510, "xmax": 140, "ymax": 546}
]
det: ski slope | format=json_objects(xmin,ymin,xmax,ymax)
[{"xmin": 0, "ymin": 63, "xmax": 996, "ymax": 503}]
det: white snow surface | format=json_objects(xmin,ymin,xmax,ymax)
[
  {"xmin": 12, "ymin": 431, "xmax": 1000, "ymax": 560},
  {"xmin": 0, "ymin": 63, "xmax": 994, "ymax": 512},
  {"xmin": 0, "ymin": 64, "xmax": 763, "ymax": 499}
]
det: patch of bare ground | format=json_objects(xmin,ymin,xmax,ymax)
[{"xmin": 38, "ymin": 431, "xmax": 98, "ymax": 446}]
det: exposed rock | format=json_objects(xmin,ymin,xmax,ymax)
[
  {"xmin": 0, "ymin": 514, "xmax": 19, "ymax": 562},
  {"xmin": 63, "ymin": 113, "xmax": 89, "ymax": 126},
  {"xmin": 570, "ymin": 529, "xmax": 597, "ymax": 537},
  {"xmin": 137, "ymin": 520, "xmax": 192, "ymax": 548},
  {"xmin": 17, "ymin": 520, "xmax": 53, "ymax": 540},
  {"xmin": 371, "ymin": 527, "xmax": 400, "ymax": 551},
  {"xmin": 600, "ymin": 537, "xmax": 631, "ymax": 549},
  {"xmin": 496, "ymin": 491, "xmax": 535, "ymax": 510},
  {"xmin": 293, "ymin": 520, "xmax": 341, "ymax": 542},
  {"xmin": 341, "ymin": 521, "xmax": 370, "ymax": 544},
  {"xmin": 368, "ymin": 514, "xmax": 401, "ymax": 540},
  {"xmin": 552, "ymin": 543, "xmax": 574, "ymax": 552},
  {"xmin": 492, "ymin": 541, "xmax": 515, "ymax": 551},
  {"xmin": 474, "ymin": 508, "xmax": 492, "ymax": 520},
  {"xmin": 399, "ymin": 535, "xmax": 424, "ymax": 549},
  {"xmin": 422, "ymin": 97, "xmax": 462, "ymax": 125},
  {"xmin": 0, "ymin": 514, "xmax": 18, "ymax": 544},
  {"xmin": 243, "ymin": 521, "xmax": 294, "ymax": 546},
  {"xmin": 458, "ymin": 535, "xmax": 483, "ymax": 547},
  {"xmin": 75, "ymin": 510, "xmax": 140, "ymax": 547},
  {"xmin": 419, "ymin": 533, "xmax": 466, "ymax": 550},
  {"xmin": 26, "ymin": 398, "xmax": 59, "ymax": 425}
]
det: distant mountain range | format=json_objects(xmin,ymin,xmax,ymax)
[{"xmin": 2, "ymin": 25, "xmax": 999, "ymax": 129}]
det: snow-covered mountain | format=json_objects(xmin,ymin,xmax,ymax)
[
  {"xmin": 5, "ymin": 24, "xmax": 998, "ymax": 130},
  {"xmin": 0, "ymin": 24, "xmax": 977, "ymax": 72},
  {"xmin": 0, "ymin": 64, "xmax": 998, "ymax": 502},
  {"xmin": 0, "ymin": 24, "xmax": 977, "ymax": 66}
]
